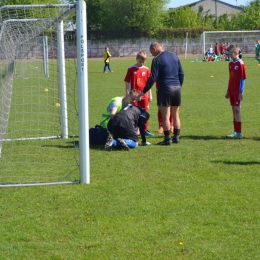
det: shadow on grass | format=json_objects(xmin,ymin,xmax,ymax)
[
  {"xmin": 181, "ymin": 135, "xmax": 257, "ymax": 141},
  {"xmin": 42, "ymin": 139, "xmax": 79, "ymax": 149},
  {"xmin": 89, "ymin": 145, "xmax": 105, "ymax": 151},
  {"xmin": 42, "ymin": 141, "xmax": 107, "ymax": 150},
  {"xmin": 68, "ymin": 141, "xmax": 105, "ymax": 151},
  {"xmin": 212, "ymin": 160, "xmax": 260, "ymax": 165},
  {"xmin": 249, "ymin": 137, "xmax": 260, "ymax": 141},
  {"xmin": 181, "ymin": 135, "xmax": 226, "ymax": 140}
]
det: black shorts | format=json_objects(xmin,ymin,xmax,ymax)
[{"xmin": 157, "ymin": 86, "xmax": 181, "ymax": 107}]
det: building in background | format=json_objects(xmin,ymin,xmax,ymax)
[{"xmin": 170, "ymin": 0, "xmax": 243, "ymax": 17}]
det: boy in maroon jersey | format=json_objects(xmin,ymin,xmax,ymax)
[
  {"xmin": 225, "ymin": 44, "xmax": 246, "ymax": 139},
  {"xmin": 124, "ymin": 51, "xmax": 154, "ymax": 136},
  {"xmin": 214, "ymin": 43, "xmax": 219, "ymax": 55},
  {"xmin": 220, "ymin": 43, "xmax": 226, "ymax": 59}
]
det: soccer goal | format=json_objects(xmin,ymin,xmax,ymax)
[
  {"xmin": 200, "ymin": 30, "xmax": 260, "ymax": 57},
  {"xmin": 0, "ymin": 0, "xmax": 89, "ymax": 187}
]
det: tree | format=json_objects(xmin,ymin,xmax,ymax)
[
  {"xmin": 0, "ymin": 0, "xmax": 61, "ymax": 6},
  {"xmin": 230, "ymin": 0, "xmax": 260, "ymax": 29},
  {"xmin": 196, "ymin": 6, "xmax": 216, "ymax": 29},
  {"xmin": 213, "ymin": 13, "xmax": 230, "ymax": 30},
  {"xmin": 85, "ymin": 0, "xmax": 169, "ymax": 31},
  {"xmin": 163, "ymin": 7, "xmax": 198, "ymax": 28}
]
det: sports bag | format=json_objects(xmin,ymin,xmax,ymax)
[{"xmin": 89, "ymin": 125, "xmax": 109, "ymax": 145}]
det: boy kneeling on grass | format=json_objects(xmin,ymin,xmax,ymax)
[{"xmin": 105, "ymin": 105, "xmax": 151, "ymax": 151}]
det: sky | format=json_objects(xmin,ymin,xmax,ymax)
[{"xmin": 166, "ymin": 0, "xmax": 250, "ymax": 8}]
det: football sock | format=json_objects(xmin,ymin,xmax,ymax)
[
  {"xmin": 235, "ymin": 121, "xmax": 242, "ymax": 133},
  {"xmin": 164, "ymin": 130, "xmax": 171, "ymax": 140},
  {"xmin": 233, "ymin": 119, "xmax": 236, "ymax": 132},
  {"xmin": 174, "ymin": 129, "xmax": 180, "ymax": 137}
]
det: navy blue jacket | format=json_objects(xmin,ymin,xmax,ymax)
[{"xmin": 142, "ymin": 51, "xmax": 184, "ymax": 93}]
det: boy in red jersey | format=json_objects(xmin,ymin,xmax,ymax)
[
  {"xmin": 124, "ymin": 51, "xmax": 154, "ymax": 136},
  {"xmin": 225, "ymin": 44, "xmax": 246, "ymax": 139},
  {"xmin": 220, "ymin": 43, "xmax": 226, "ymax": 59},
  {"xmin": 214, "ymin": 43, "xmax": 219, "ymax": 55}
]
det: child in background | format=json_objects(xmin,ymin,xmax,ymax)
[
  {"xmin": 214, "ymin": 43, "xmax": 219, "ymax": 55},
  {"xmin": 207, "ymin": 44, "xmax": 214, "ymax": 61},
  {"xmin": 255, "ymin": 39, "xmax": 260, "ymax": 64},
  {"xmin": 103, "ymin": 47, "xmax": 113, "ymax": 73},
  {"xmin": 225, "ymin": 44, "xmax": 246, "ymax": 139},
  {"xmin": 124, "ymin": 51, "xmax": 154, "ymax": 136},
  {"xmin": 220, "ymin": 43, "xmax": 226, "ymax": 60},
  {"xmin": 225, "ymin": 42, "xmax": 230, "ymax": 61}
]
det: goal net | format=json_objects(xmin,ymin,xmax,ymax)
[
  {"xmin": 200, "ymin": 30, "xmax": 260, "ymax": 57},
  {"xmin": 0, "ymin": 2, "xmax": 89, "ymax": 187}
]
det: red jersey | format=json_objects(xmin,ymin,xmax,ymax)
[
  {"xmin": 228, "ymin": 59, "xmax": 246, "ymax": 96},
  {"xmin": 124, "ymin": 65, "xmax": 150, "ymax": 93},
  {"xmin": 220, "ymin": 44, "xmax": 225, "ymax": 54},
  {"xmin": 214, "ymin": 45, "xmax": 219, "ymax": 54}
]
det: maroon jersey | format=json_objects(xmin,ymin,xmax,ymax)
[
  {"xmin": 220, "ymin": 44, "xmax": 225, "ymax": 54},
  {"xmin": 214, "ymin": 45, "xmax": 219, "ymax": 54},
  {"xmin": 228, "ymin": 59, "xmax": 246, "ymax": 96}
]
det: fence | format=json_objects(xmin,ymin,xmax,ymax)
[{"xmin": 1, "ymin": 42, "xmax": 257, "ymax": 60}]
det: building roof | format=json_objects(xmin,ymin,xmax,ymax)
[{"xmin": 170, "ymin": 0, "xmax": 243, "ymax": 12}]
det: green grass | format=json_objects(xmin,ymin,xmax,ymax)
[
  {"xmin": 1, "ymin": 57, "xmax": 260, "ymax": 259},
  {"xmin": 1, "ymin": 59, "xmax": 79, "ymax": 183}
]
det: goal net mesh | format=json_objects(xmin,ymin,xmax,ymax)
[
  {"xmin": 200, "ymin": 30, "xmax": 260, "ymax": 56},
  {"xmin": 0, "ymin": 4, "xmax": 80, "ymax": 185}
]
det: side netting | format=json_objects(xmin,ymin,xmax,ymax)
[
  {"xmin": 200, "ymin": 30, "xmax": 260, "ymax": 57},
  {"xmin": 0, "ymin": 4, "xmax": 83, "ymax": 186}
]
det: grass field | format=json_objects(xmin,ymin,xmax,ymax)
[
  {"xmin": 1, "ymin": 56, "xmax": 260, "ymax": 259},
  {"xmin": 0, "ymin": 59, "xmax": 80, "ymax": 183}
]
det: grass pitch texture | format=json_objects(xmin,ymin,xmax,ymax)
[
  {"xmin": 0, "ymin": 4, "xmax": 79, "ymax": 185},
  {"xmin": 1, "ymin": 57, "xmax": 260, "ymax": 259}
]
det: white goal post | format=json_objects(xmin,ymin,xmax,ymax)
[
  {"xmin": 200, "ymin": 30, "xmax": 260, "ymax": 57},
  {"xmin": 0, "ymin": 0, "xmax": 89, "ymax": 187}
]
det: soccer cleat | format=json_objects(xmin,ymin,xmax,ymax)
[
  {"xmin": 236, "ymin": 133, "xmax": 243, "ymax": 139},
  {"xmin": 145, "ymin": 130, "xmax": 154, "ymax": 136},
  {"xmin": 157, "ymin": 127, "xmax": 163, "ymax": 133},
  {"xmin": 157, "ymin": 138, "xmax": 172, "ymax": 145},
  {"xmin": 226, "ymin": 131, "xmax": 237, "ymax": 138},
  {"xmin": 105, "ymin": 135, "xmax": 113, "ymax": 151},
  {"xmin": 172, "ymin": 136, "xmax": 180, "ymax": 144},
  {"xmin": 117, "ymin": 138, "xmax": 129, "ymax": 151}
]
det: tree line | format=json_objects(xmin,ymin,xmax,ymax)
[{"xmin": 1, "ymin": 0, "xmax": 260, "ymax": 40}]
